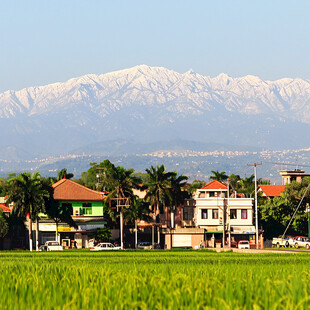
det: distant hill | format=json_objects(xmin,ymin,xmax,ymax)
[{"xmin": 0, "ymin": 145, "xmax": 34, "ymax": 161}]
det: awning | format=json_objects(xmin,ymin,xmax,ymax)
[{"xmin": 205, "ymin": 230, "xmax": 223, "ymax": 234}]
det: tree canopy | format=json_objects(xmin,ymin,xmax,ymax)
[
  {"xmin": 259, "ymin": 177, "xmax": 310, "ymax": 239},
  {"xmin": 210, "ymin": 170, "xmax": 228, "ymax": 182}
]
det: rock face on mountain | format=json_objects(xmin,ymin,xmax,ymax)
[{"xmin": 0, "ymin": 65, "xmax": 309, "ymax": 156}]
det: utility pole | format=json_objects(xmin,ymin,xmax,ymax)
[
  {"xmin": 120, "ymin": 210, "xmax": 124, "ymax": 249},
  {"xmin": 247, "ymin": 162, "xmax": 262, "ymax": 249},
  {"xmin": 114, "ymin": 190, "xmax": 129, "ymax": 250}
]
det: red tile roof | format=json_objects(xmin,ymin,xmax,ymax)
[
  {"xmin": 259, "ymin": 185, "xmax": 286, "ymax": 197},
  {"xmin": 0, "ymin": 204, "xmax": 11, "ymax": 212},
  {"xmin": 202, "ymin": 180, "xmax": 227, "ymax": 190},
  {"xmin": 52, "ymin": 179, "xmax": 106, "ymax": 201}
]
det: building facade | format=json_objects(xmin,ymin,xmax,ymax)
[
  {"xmin": 26, "ymin": 179, "xmax": 107, "ymax": 249},
  {"xmin": 279, "ymin": 170, "xmax": 310, "ymax": 185},
  {"xmin": 194, "ymin": 180, "xmax": 256, "ymax": 248}
]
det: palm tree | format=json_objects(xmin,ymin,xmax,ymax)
[
  {"xmin": 239, "ymin": 175, "xmax": 255, "ymax": 198},
  {"xmin": 101, "ymin": 160, "xmax": 141, "ymax": 248},
  {"xmin": 123, "ymin": 197, "xmax": 151, "ymax": 248},
  {"xmin": 145, "ymin": 165, "xmax": 174, "ymax": 218},
  {"xmin": 57, "ymin": 168, "xmax": 74, "ymax": 181},
  {"xmin": 210, "ymin": 170, "xmax": 228, "ymax": 182},
  {"xmin": 7, "ymin": 173, "xmax": 49, "ymax": 251},
  {"xmin": 169, "ymin": 173, "xmax": 189, "ymax": 228},
  {"xmin": 102, "ymin": 160, "xmax": 141, "ymax": 200}
]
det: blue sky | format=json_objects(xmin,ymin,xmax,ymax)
[{"xmin": 0, "ymin": 0, "xmax": 309, "ymax": 92}]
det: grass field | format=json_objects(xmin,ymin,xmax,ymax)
[{"xmin": 1, "ymin": 250, "xmax": 310, "ymax": 309}]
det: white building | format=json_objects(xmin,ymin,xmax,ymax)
[{"xmin": 194, "ymin": 180, "xmax": 256, "ymax": 247}]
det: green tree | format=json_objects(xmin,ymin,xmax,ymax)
[
  {"xmin": 188, "ymin": 179, "xmax": 206, "ymax": 195},
  {"xmin": 102, "ymin": 160, "xmax": 141, "ymax": 200},
  {"xmin": 81, "ymin": 161, "xmax": 109, "ymax": 190},
  {"xmin": 169, "ymin": 173, "xmax": 189, "ymax": 228},
  {"xmin": 145, "ymin": 165, "xmax": 174, "ymax": 217},
  {"xmin": 239, "ymin": 175, "xmax": 255, "ymax": 198},
  {"xmin": 7, "ymin": 172, "xmax": 49, "ymax": 251},
  {"xmin": 57, "ymin": 168, "xmax": 74, "ymax": 181},
  {"xmin": 0, "ymin": 210, "xmax": 9, "ymax": 239},
  {"xmin": 259, "ymin": 178, "xmax": 310, "ymax": 239},
  {"xmin": 132, "ymin": 172, "xmax": 149, "ymax": 185},
  {"xmin": 99, "ymin": 160, "xmax": 141, "ymax": 247},
  {"xmin": 210, "ymin": 170, "xmax": 228, "ymax": 182},
  {"xmin": 228, "ymin": 174, "xmax": 241, "ymax": 193},
  {"xmin": 0, "ymin": 178, "xmax": 8, "ymax": 196},
  {"xmin": 94, "ymin": 227, "xmax": 112, "ymax": 243},
  {"xmin": 123, "ymin": 197, "xmax": 151, "ymax": 248}
]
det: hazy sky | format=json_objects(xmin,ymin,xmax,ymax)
[{"xmin": 1, "ymin": 0, "xmax": 309, "ymax": 92}]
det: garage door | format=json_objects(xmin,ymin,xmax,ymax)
[{"xmin": 173, "ymin": 234, "xmax": 192, "ymax": 247}]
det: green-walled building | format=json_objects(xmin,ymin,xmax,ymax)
[{"xmin": 30, "ymin": 178, "xmax": 107, "ymax": 248}]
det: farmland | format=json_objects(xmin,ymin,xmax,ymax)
[{"xmin": 1, "ymin": 251, "xmax": 310, "ymax": 309}]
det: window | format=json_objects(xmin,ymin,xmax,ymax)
[
  {"xmin": 212, "ymin": 209, "xmax": 219, "ymax": 219},
  {"xmin": 199, "ymin": 192, "xmax": 206, "ymax": 198},
  {"xmin": 201, "ymin": 209, "xmax": 208, "ymax": 219},
  {"xmin": 183, "ymin": 208, "xmax": 189, "ymax": 220},
  {"xmin": 62, "ymin": 202, "xmax": 72, "ymax": 208},
  {"xmin": 230, "ymin": 209, "xmax": 237, "ymax": 219},
  {"xmin": 209, "ymin": 192, "xmax": 215, "ymax": 197},
  {"xmin": 82, "ymin": 203, "xmax": 92, "ymax": 215},
  {"xmin": 241, "ymin": 209, "xmax": 247, "ymax": 219}
]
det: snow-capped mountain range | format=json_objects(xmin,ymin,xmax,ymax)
[{"xmin": 0, "ymin": 65, "xmax": 310, "ymax": 157}]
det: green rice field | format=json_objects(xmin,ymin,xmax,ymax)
[{"xmin": 1, "ymin": 250, "xmax": 310, "ymax": 309}]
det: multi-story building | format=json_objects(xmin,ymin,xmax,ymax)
[{"xmin": 194, "ymin": 180, "xmax": 256, "ymax": 247}]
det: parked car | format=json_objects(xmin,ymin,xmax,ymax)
[
  {"xmin": 291, "ymin": 236, "xmax": 310, "ymax": 249},
  {"xmin": 272, "ymin": 236, "xmax": 292, "ymax": 248},
  {"xmin": 238, "ymin": 240, "xmax": 250, "ymax": 249},
  {"xmin": 39, "ymin": 241, "xmax": 63, "ymax": 251},
  {"xmin": 90, "ymin": 242, "xmax": 122, "ymax": 251},
  {"xmin": 137, "ymin": 242, "xmax": 153, "ymax": 249}
]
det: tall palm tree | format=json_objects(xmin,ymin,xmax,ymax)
[
  {"xmin": 210, "ymin": 170, "xmax": 228, "ymax": 182},
  {"xmin": 101, "ymin": 160, "xmax": 141, "ymax": 248},
  {"xmin": 169, "ymin": 173, "xmax": 189, "ymax": 228},
  {"xmin": 145, "ymin": 165, "xmax": 174, "ymax": 218},
  {"xmin": 7, "ymin": 172, "xmax": 49, "ymax": 251},
  {"xmin": 102, "ymin": 160, "xmax": 141, "ymax": 200},
  {"xmin": 239, "ymin": 174, "xmax": 255, "ymax": 197},
  {"xmin": 57, "ymin": 168, "xmax": 74, "ymax": 181},
  {"xmin": 123, "ymin": 197, "xmax": 151, "ymax": 248}
]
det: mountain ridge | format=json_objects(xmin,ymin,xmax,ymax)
[
  {"xmin": 0, "ymin": 65, "xmax": 309, "ymax": 156},
  {"xmin": 1, "ymin": 64, "xmax": 310, "ymax": 121}
]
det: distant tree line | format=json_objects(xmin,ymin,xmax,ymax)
[{"xmin": 0, "ymin": 164, "xmax": 309, "ymax": 248}]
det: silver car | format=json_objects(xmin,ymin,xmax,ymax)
[
  {"xmin": 137, "ymin": 242, "xmax": 153, "ymax": 249},
  {"xmin": 90, "ymin": 243, "xmax": 122, "ymax": 251},
  {"xmin": 238, "ymin": 240, "xmax": 250, "ymax": 249}
]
